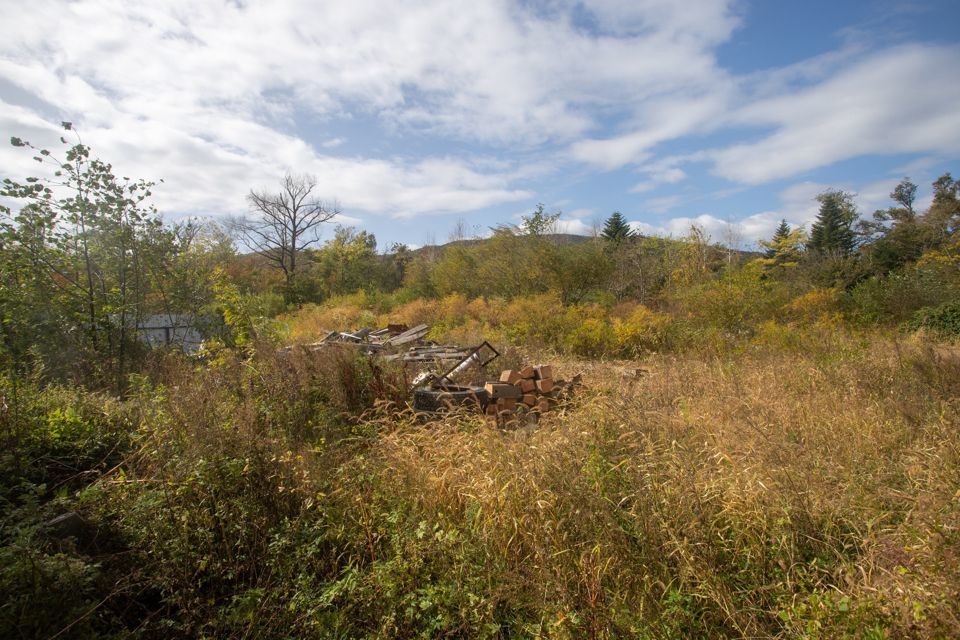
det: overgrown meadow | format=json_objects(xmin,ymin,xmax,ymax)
[
  {"xmin": 2, "ymin": 133, "xmax": 959, "ymax": 638},
  {"xmin": 3, "ymin": 323, "xmax": 959, "ymax": 638}
]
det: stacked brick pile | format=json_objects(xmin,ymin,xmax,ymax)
[{"xmin": 483, "ymin": 364, "xmax": 579, "ymax": 425}]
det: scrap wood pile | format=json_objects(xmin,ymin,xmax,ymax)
[
  {"xmin": 313, "ymin": 323, "xmax": 430, "ymax": 354},
  {"xmin": 303, "ymin": 323, "xmax": 474, "ymax": 365},
  {"xmin": 483, "ymin": 364, "xmax": 582, "ymax": 426},
  {"xmin": 292, "ymin": 324, "xmax": 582, "ymax": 426},
  {"xmin": 309, "ymin": 323, "xmax": 479, "ymax": 365}
]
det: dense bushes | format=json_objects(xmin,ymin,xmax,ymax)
[
  {"xmin": 0, "ymin": 377, "xmax": 135, "ymax": 502},
  {"xmin": 0, "ymin": 377, "xmax": 138, "ymax": 639},
  {"xmin": 905, "ymin": 300, "xmax": 960, "ymax": 337}
]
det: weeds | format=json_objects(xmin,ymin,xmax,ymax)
[{"xmin": 1, "ymin": 331, "xmax": 958, "ymax": 637}]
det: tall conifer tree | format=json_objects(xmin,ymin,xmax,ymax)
[
  {"xmin": 765, "ymin": 219, "xmax": 791, "ymax": 258},
  {"xmin": 601, "ymin": 211, "xmax": 635, "ymax": 243},
  {"xmin": 808, "ymin": 190, "xmax": 857, "ymax": 256}
]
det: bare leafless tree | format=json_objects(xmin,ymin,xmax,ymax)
[
  {"xmin": 229, "ymin": 173, "xmax": 339, "ymax": 296},
  {"xmin": 722, "ymin": 217, "xmax": 743, "ymax": 267}
]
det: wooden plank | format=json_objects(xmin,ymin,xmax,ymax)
[{"xmin": 386, "ymin": 324, "xmax": 430, "ymax": 346}]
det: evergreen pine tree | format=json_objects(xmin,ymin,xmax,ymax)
[
  {"xmin": 808, "ymin": 190, "xmax": 856, "ymax": 257},
  {"xmin": 765, "ymin": 219, "xmax": 790, "ymax": 258},
  {"xmin": 601, "ymin": 211, "xmax": 636, "ymax": 243}
]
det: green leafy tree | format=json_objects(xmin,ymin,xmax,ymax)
[
  {"xmin": 2, "ymin": 124, "xmax": 177, "ymax": 388},
  {"xmin": 861, "ymin": 178, "xmax": 928, "ymax": 272},
  {"xmin": 891, "ymin": 177, "xmax": 918, "ymax": 217},
  {"xmin": 521, "ymin": 203, "xmax": 561, "ymax": 237},
  {"xmin": 384, "ymin": 242, "xmax": 413, "ymax": 291},
  {"xmin": 927, "ymin": 172, "xmax": 959, "ymax": 240},
  {"xmin": 312, "ymin": 226, "xmax": 380, "ymax": 297},
  {"xmin": 857, "ymin": 175, "xmax": 959, "ymax": 274},
  {"xmin": 601, "ymin": 211, "xmax": 636, "ymax": 243},
  {"xmin": 402, "ymin": 251, "xmax": 439, "ymax": 298},
  {"xmin": 550, "ymin": 239, "xmax": 613, "ymax": 304}
]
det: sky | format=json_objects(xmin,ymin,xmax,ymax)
[{"xmin": 1, "ymin": 0, "xmax": 959, "ymax": 250}]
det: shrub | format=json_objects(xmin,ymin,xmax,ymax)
[
  {"xmin": 386, "ymin": 297, "xmax": 442, "ymax": 328},
  {"xmin": 613, "ymin": 305, "xmax": 673, "ymax": 357},
  {"xmin": 499, "ymin": 293, "xmax": 571, "ymax": 349},
  {"xmin": 844, "ymin": 266, "xmax": 959, "ymax": 326},
  {"xmin": 564, "ymin": 317, "xmax": 616, "ymax": 357},
  {"xmin": 904, "ymin": 301, "xmax": 960, "ymax": 337},
  {"xmin": 782, "ymin": 288, "xmax": 839, "ymax": 324},
  {"xmin": 0, "ymin": 378, "xmax": 135, "ymax": 501},
  {"xmin": 0, "ymin": 503, "xmax": 106, "ymax": 640},
  {"xmin": 671, "ymin": 264, "xmax": 786, "ymax": 337}
]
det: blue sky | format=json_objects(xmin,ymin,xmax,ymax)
[{"xmin": 1, "ymin": 0, "xmax": 959, "ymax": 250}]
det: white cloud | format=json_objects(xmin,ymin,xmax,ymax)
[
  {"xmin": 584, "ymin": 0, "xmax": 740, "ymax": 42},
  {"xmin": 567, "ymin": 41, "xmax": 960, "ymax": 191},
  {"xmin": 0, "ymin": 0, "xmax": 741, "ymax": 220},
  {"xmin": 569, "ymin": 91, "xmax": 732, "ymax": 169},
  {"xmin": 629, "ymin": 182, "xmax": 656, "ymax": 194},
  {"xmin": 628, "ymin": 181, "xmax": 824, "ymax": 245},
  {"xmin": 0, "ymin": 95, "xmax": 533, "ymax": 218},
  {"xmin": 1, "ymin": 0, "xmax": 736, "ymax": 145},
  {"xmin": 632, "ymin": 213, "xmax": 770, "ymax": 245},
  {"xmin": 553, "ymin": 217, "xmax": 595, "ymax": 236},
  {"xmin": 711, "ymin": 45, "xmax": 960, "ymax": 184},
  {"xmin": 630, "ymin": 165, "xmax": 687, "ymax": 192},
  {"xmin": 643, "ymin": 195, "xmax": 684, "ymax": 214},
  {"xmin": 2, "ymin": 0, "xmax": 957, "ymax": 231}
]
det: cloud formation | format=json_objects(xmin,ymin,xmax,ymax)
[
  {"xmin": 711, "ymin": 45, "xmax": 960, "ymax": 184},
  {"xmin": 0, "ymin": 0, "xmax": 745, "ymax": 220},
  {"xmin": 0, "ymin": 0, "xmax": 957, "ymax": 241}
]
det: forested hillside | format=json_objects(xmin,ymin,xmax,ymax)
[{"xmin": 2, "ymin": 131, "xmax": 959, "ymax": 638}]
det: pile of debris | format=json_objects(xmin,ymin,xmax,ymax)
[
  {"xmin": 312, "ymin": 323, "xmax": 430, "ymax": 354},
  {"xmin": 483, "ymin": 364, "xmax": 582, "ymax": 426},
  {"xmin": 293, "ymin": 323, "xmax": 583, "ymax": 427},
  {"xmin": 309, "ymin": 323, "xmax": 489, "ymax": 369}
]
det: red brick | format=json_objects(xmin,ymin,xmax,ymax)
[
  {"xmin": 535, "ymin": 378, "xmax": 554, "ymax": 393},
  {"xmin": 534, "ymin": 364, "xmax": 553, "ymax": 380},
  {"xmin": 485, "ymin": 382, "xmax": 522, "ymax": 399},
  {"xmin": 499, "ymin": 369, "xmax": 522, "ymax": 384}
]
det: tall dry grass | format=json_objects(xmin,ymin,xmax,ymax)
[
  {"xmin": 332, "ymin": 334, "xmax": 959, "ymax": 637},
  {"xmin": 48, "ymin": 331, "xmax": 957, "ymax": 637}
]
